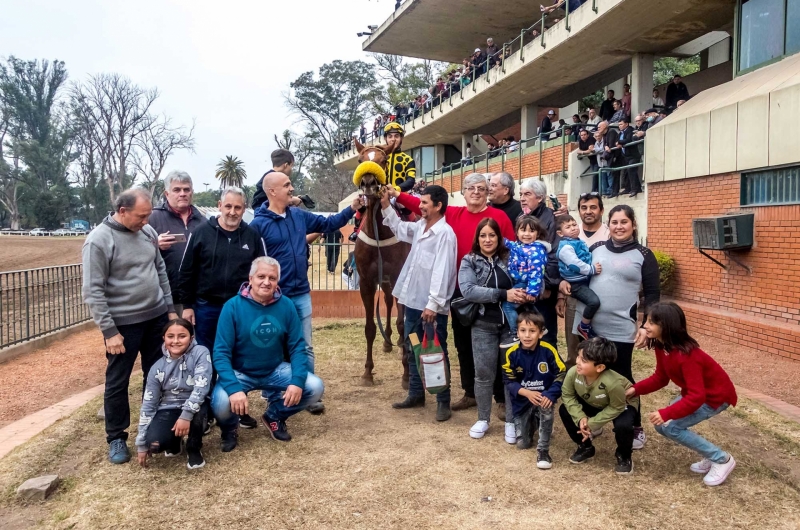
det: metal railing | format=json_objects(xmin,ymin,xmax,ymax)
[
  {"xmin": 308, "ymin": 241, "xmax": 360, "ymax": 291},
  {"xmin": 0, "ymin": 264, "xmax": 90, "ymax": 349},
  {"xmin": 336, "ymin": 0, "xmax": 596, "ymax": 160}
]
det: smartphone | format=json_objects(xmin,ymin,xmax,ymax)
[{"xmin": 171, "ymin": 233, "xmax": 187, "ymax": 243}]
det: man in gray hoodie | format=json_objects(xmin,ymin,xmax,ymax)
[{"xmin": 82, "ymin": 188, "xmax": 177, "ymax": 465}]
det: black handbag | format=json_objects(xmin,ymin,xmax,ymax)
[{"xmin": 451, "ymin": 297, "xmax": 478, "ymax": 326}]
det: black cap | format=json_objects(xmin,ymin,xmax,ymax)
[{"xmin": 644, "ymin": 108, "xmax": 658, "ymax": 114}]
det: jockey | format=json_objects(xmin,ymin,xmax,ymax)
[{"xmin": 350, "ymin": 122, "xmax": 416, "ymax": 241}]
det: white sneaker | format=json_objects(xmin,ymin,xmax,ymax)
[
  {"xmin": 704, "ymin": 455, "xmax": 736, "ymax": 486},
  {"xmin": 690, "ymin": 458, "xmax": 713, "ymax": 474},
  {"xmin": 504, "ymin": 422, "xmax": 517, "ymax": 444},
  {"xmin": 632, "ymin": 427, "xmax": 646, "ymax": 450},
  {"xmin": 469, "ymin": 420, "xmax": 490, "ymax": 439}
]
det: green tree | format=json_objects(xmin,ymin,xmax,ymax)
[
  {"xmin": 371, "ymin": 54, "xmax": 448, "ymax": 109},
  {"xmin": 274, "ymin": 129, "xmax": 310, "ymax": 196},
  {"xmin": 193, "ymin": 189, "xmax": 221, "ymax": 207},
  {"xmin": 215, "ymin": 155, "xmax": 247, "ymax": 188},
  {"xmin": 653, "ymin": 56, "xmax": 700, "ymax": 86}
]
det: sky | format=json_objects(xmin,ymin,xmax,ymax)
[{"xmin": 0, "ymin": 0, "xmax": 395, "ymax": 188}]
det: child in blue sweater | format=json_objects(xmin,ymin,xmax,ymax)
[
  {"xmin": 556, "ymin": 215, "xmax": 602, "ymax": 339},
  {"xmin": 502, "ymin": 215, "xmax": 550, "ymax": 346},
  {"xmin": 503, "ymin": 310, "xmax": 565, "ymax": 469}
]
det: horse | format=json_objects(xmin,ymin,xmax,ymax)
[{"xmin": 352, "ymin": 139, "xmax": 411, "ymax": 388}]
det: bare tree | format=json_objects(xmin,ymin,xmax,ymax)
[
  {"xmin": 71, "ymin": 73, "xmax": 159, "ymax": 203},
  {"xmin": 132, "ymin": 114, "xmax": 195, "ymax": 198}
]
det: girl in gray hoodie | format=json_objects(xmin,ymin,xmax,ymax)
[{"xmin": 135, "ymin": 318, "xmax": 212, "ymax": 470}]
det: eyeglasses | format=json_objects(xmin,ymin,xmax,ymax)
[{"xmin": 465, "ymin": 186, "xmax": 488, "ymax": 193}]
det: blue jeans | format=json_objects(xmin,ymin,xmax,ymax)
[
  {"xmin": 212, "ymin": 363, "xmax": 324, "ymax": 428},
  {"xmin": 405, "ymin": 307, "xmax": 451, "ymax": 404},
  {"xmin": 193, "ymin": 298, "xmax": 224, "ymax": 350},
  {"xmin": 600, "ymin": 168, "xmax": 613, "ymax": 196},
  {"xmin": 501, "ymin": 281, "xmax": 526, "ymax": 333},
  {"xmin": 263, "ymin": 293, "xmax": 315, "ymax": 400},
  {"xmin": 654, "ymin": 396, "xmax": 729, "ymax": 464}
]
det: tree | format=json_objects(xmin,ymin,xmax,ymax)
[
  {"xmin": 215, "ymin": 156, "xmax": 246, "ymax": 189},
  {"xmin": 653, "ymin": 56, "xmax": 700, "ymax": 86},
  {"xmin": 274, "ymin": 129, "xmax": 310, "ymax": 196},
  {"xmin": 133, "ymin": 115, "xmax": 195, "ymax": 198},
  {"xmin": 371, "ymin": 54, "xmax": 447, "ymax": 109},
  {"xmin": 71, "ymin": 73, "xmax": 159, "ymax": 205}
]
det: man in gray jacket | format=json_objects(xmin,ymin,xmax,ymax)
[{"xmin": 82, "ymin": 188, "xmax": 177, "ymax": 464}]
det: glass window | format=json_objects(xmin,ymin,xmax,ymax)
[
  {"xmin": 739, "ymin": 0, "xmax": 786, "ymax": 71},
  {"xmin": 420, "ymin": 146, "xmax": 435, "ymax": 177},
  {"xmin": 741, "ymin": 165, "xmax": 800, "ymax": 205},
  {"xmin": 786, "ymin": 0, "xmax": 800, "ymax": 55}
]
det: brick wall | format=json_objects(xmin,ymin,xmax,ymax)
[
  {"xmin": 648, "ymin": 173, "xmax": 800, "ymax": 361},
  {"xmin": 434, "ymin": 142, "xmax": 576, "ymax": 193}
]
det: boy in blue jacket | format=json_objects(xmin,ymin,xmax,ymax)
[
  {"xmin": 503, "ymin": 310, "xmax": 565, "ymax": 469},
  {"xmin": 556, "ymin": 215, "xmax": 602, "ymax": 340}
]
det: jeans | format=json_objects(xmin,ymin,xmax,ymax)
[
  {"xmin": 570, "ymin": 282, "xmax": 600, "ymax": 321},
  {"xmin": 144, "ymin": 403, "xmax": 207, "ymax": 453},
  {"xmin": 193, "ymin": 298, "xmax": 224, "ymax": 350},
  {"xmin": 471, "ymin": 320, "xmax": 513, "ymax": 423},
  {"xmin": 213, "ymin": 363, "xmax": 324, "ymax": 428},
  {"xmin": 263, "ymin": 293, "xmax": 315, "ymax": 401},
  {"xmin": 600, "ymin": 168, "xmax": 613, "ymax": 196},
  {"xmin": 501, "ymin": 281, "xmax": 526, "ymax": 333},
  {"xmin": 514, "ymin": 404, "xmax": 554, "ymax": 451},
  {"xmin": 559, "ymin": 401, "xmax": 636, "ymax": 459},
  {"xmin": 404, "ymin": 307, "xmax": 451, "ymax": 404},
  {"xmin": 654, "ymin": 396, "xmax": 730, "ymax": 463},
  {"xmin": 104, "ymin": 312, "xmax": 168, "ymax": 443}
]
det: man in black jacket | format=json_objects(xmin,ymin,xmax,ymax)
[
  {"xmin": 616, "ymin": 116, "xmax": 642, "ymax": 197},
  {"xmin": 598, "ymin": 121, "xmax": 622, "ymax": 197},
  {"xmin": 488, "ymin": 171, "xmax": 523, "ymax": 224},
  {"xmin": 665, "ymin": 75, "xmax": 690, "ymax": 111},
  {"xmin": 252, "ymin": 149, "xmax": 309, "ymax": 210},
  {"xmin": 176, "ymin": 186, "xmax": 266, "ymax": 349},
  {"xmin": 599, "ymin": 90, "xmax": 616, "ymax": 122},
  {"xmin": 540, "ymin": 109, "xmax": 555, "ymax": 140},
  {"xmin": 148, "ymin": 170, "xmax": 205, "ymax": 315}
]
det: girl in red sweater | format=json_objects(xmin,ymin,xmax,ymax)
[{"xmin": 626, "ymin": 302, "xmax": 737, "ymax": 486}]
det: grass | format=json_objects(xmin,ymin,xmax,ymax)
[{"xmin": 1, "ymin": 320, "xmax": 800, "ymax": 529}]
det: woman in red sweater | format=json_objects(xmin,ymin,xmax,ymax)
[{"xmin": 626, "ymin": 302, "xmax": 737, "ymax": 487}]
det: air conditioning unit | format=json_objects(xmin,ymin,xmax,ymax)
[{"xmin": 692, "ymin": 214, "xmax": 754, "ymax": 250}]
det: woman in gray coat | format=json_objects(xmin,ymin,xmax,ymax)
[{"xmin": 459, "ymin": 218, "xmax": 531, "ymax": 443}]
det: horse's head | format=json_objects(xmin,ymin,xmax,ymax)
[{"xmin": 353, "ymin": 139, "xmax": 389, "ymax": 198}]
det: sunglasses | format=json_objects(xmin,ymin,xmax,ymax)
[{"xmin": 579, "ymin": 192, "xmax": 600, "ymax": 199}]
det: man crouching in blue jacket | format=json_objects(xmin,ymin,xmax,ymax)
[
  {"xmin": 211, "ymin": 257, "xmax": 324, "ymax": 452},
  {"xmin": 250, "ymin": 171, "xmax": 359, "ymax": 414}
]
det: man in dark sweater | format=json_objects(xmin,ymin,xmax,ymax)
[
  {"xmin": 665, "ymin": 75, "xmax": 690, "ymax": 111},
  {"xmin": 252, "ymin": 149, "xmax": 308, "ymax": 210},
  {"xmin": 148, "ymin": 170, "xmax": 205, "ymax": 316},
  {"xmin": 488, "ymin": 172, "xmax": 523, "ymax": 224},
  {"xmin": 599, "ymin": 90, "xmax": 616, "ymax": 122}
]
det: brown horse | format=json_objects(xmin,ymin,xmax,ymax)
[{"xmin": 353, "ymin": 139, "xmax": 411, "ymax": 388}]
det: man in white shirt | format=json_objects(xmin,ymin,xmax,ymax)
[{"xmin": 383, "ymin": 184, "xmax": 457, "ymax": 421}]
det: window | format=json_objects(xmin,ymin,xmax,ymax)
[
  {"xmin": 738, "ymin": 0, "xmax": 800, "ymax": 73},
  {"xmin": 741, "ymin": 165, "xmax": 800, "ymax": 205},
  {"xmin": 412, "ymin": 146, "xmax": 436, "ymax": 177}
]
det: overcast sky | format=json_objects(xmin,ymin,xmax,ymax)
[{"xmin": 0, "ymin": 0, "xmax": 394, "ymax": 188}]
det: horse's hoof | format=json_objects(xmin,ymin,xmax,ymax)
[
  {"xmin": 360, "ymin": 377, "xmax": 375, "ymax": 387},
  {"xmin": 382, "ymin": 342, "xmax": 393, "ymax": 353},
  {"xmin": 401, "ymin": 377, "xmax": 409, "ymax": 390}
]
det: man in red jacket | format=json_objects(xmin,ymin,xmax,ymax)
[{"xmin": 390, "ymin": 173, "xmax": 515, "ymax": 412}]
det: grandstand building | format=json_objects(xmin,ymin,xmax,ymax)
[{"xmin": 335, "ymin": 0, "xmax": 800, "ymax": 361}]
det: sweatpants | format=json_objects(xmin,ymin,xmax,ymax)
[
  {"xmin": 608, "ymin": 341, "xmax": 641, "ymax": 427},
  {"xmin": 558, "ymin": 401, "xmax": 635, "ymax": 460},
  {"xmin": 104, "ymin": 313, "xmax": 169, "ymax": 443}
]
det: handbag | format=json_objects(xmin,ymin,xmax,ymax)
[
  {"xmin": 410, "ymin": 328, "xmax": 450, "ymax": 395},
  {"xmin": 451, "ymin": 296, "xmax": 479, "ymax": 326}
]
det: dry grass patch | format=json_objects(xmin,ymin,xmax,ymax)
[{"xmin": 1, "ymin": 320, "xmax": 799, "ymax": 529}]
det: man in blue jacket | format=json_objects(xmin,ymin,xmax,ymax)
[
  {"xmin": 210, "ymin": 257, "xmax": 324, "ymax": 452},
  {"xmin": 250, "ymin": 171, "xmax": 359, "ymax": 414}
]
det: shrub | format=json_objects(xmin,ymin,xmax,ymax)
[{"xmin": 653, "ymin": 250, "xmax": 676, "ymax": 293}]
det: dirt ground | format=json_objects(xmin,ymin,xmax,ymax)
[
  {"xmin": 0, "ymin": 237, "xmax": 85, "ymax": 272},
  {"xmin": 1, "ymin": 321, "xmax": 799, "ymax": 529}
]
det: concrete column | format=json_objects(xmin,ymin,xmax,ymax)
[
  {"xmin": 520, "ymin": 104, "xmax": 539, "ymax": 144},
  {"xmin": 434, "ymin": 144, "xmax": 446, "ymax": 171},
  {"xmin": 631, "ymin": 54, "xmax": 654, "ymax": 118}
]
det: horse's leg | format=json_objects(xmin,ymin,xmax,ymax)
[
  {"xmin": 360, "ymin": 281, "xmax": 377, "ymax": 386},
  {"xmin": 397, "ymin": 302, "xmax": 409, "ymax": 390},
  {"xmin": 381, "ymin": 283, "xmax": 394, "ymax": 353}
]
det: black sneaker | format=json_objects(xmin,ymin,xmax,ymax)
[
  {"xmin": 187, "ymin": 448, "xmax": 205, "ymax": 470},
  {"xmin": 239, "ymin": 413, "xmax": 258, "ymax": 429},
  {"xmin": 499, "ymin": 330, "xmax": 519, "ymax": 349},
  {"xmin": 615, "ymin": 454, "xmax": 634, "ymax": 475},
  {"xmin": 569, "ymin": 444, "xmax": 596, "ymax": 464},
  {"xmin": 262, "ymin": 412, "xmax": 292, "ymax": 442},
  {"xmin": 537, "ymin": 449, "xmax": 553, "ymax": 469},
  {"xmin": 203, "ymin": 417, "xmax": 215, "ymax": 436},
  {"xmin": 220, "ymin": 429, "xmax": 238, "ymax": 453}
]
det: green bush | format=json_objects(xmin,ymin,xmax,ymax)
[{"xmin": 653, "ymin": 250, "xmax": 676, "ymax": 293}]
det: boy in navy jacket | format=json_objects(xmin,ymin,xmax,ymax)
[{"xmin": 503, "ymin": 310, "xmax": 566, "ymax": 469}]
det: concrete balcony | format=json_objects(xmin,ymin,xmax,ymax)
[{"xmin": 336, "ymin": 0, "xmax": 733, "ymax": 170}]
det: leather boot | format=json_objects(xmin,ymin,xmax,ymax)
[
  {"xmin": 451, "ymin": 394, "xmax": 477, "ymax": 411},
  {"xmin": 392, "ymin": 395, "xmax": 425, "ymax": 409},
  {"xmin": 436, "ymin": 402, "xmax": 452, "ymax": 421}
]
